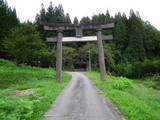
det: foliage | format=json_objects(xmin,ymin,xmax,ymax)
[
  {"xmin": 0, "ymin": 97, "xmax": 33, "ymax": 120},
  {"xmin": 39, "ymin": 49, "xmax": 56, "ymax": 68},
  {"xmin": 124, "ymin": 10, "xmax": 146, "ymax": 62},
  {"xmin": 35, "ymin": 7, "xmax": 160, "ymax": 72},
  {"xmin": 87, "ymin": 72, "xmax": 160, "ymax": 120},
  {"xmin": 143, "ymin": 22, "xmax": 160, "ymax": 58},
  {"xmin": 79, "ymin": 42, "xmax": 98, "ymax": 70},
  {"xmin": 35, "ymin": 2, "xmax": 72, "ymax": 39},
  {"xmin": 0, "ymin": 59, "xmax": 71, "ymax": 120},
  {"xmin": 0, "ymin": 0, "xmax": 19, "ymax": 58},
  {"xmin": 0, "ymin": 59, "xmax": 16, "ymax": 67},
  {"xmin": 110, "ymin": 77, "xmax": 133, "ymax": 90},
  {"xmin": 151, "ymin": 75, "xmax": 160, "ymax": 82},
  {"xmin": 3, "ymin": 23, "xmax": 45, "ymax": 65},
  {"xmin": 62, "ymin": 46, "xmax": 78, "ymax": 70},
  {"xmin": 114, "ymin": 59, "xmax": 160, "ymax": 78},
  {"xmin": 1, "ymin": 1, "xmax": 160, "ymax": 78},
  {"xmin": 104, "ymin": 43, "xmax": 116, "ymax": 72},
  {"xmin": 36, "ymin": 2, "xmax": 71, "ymax": 24},
  {"xmin": 0, "ymin": 59, "xmax": 53, "ymax": 88},
  {"xmin": 139, "ymin": 75, "xmax": 160, "ymax": 90},
  {"xmin": 73, "ymin": 17, "xmax": 79, "ymax": 24}
]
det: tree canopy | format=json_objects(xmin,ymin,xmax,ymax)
[{"xmin": 0, "ymin": 0, "xmax": 19, "ymax": 58}]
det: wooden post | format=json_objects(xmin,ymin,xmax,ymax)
[
  {"xmin": 97, "ymin": 28, "xmax": 106, "ymax": 81},
  {"xmin": 56, "ymin": 30, "xmax": 63, "ymax": 83}
]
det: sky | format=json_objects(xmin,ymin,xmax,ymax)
[{"xmin": 7, "ymin": 0, "xmax": 160, "ymax": 30}]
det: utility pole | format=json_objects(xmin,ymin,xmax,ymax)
[{"xmin": 89, "ymin": 48, "xmax": 91, "ymax": 71}]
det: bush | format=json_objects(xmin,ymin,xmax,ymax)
[
  {"xmin": 149, "ymin": 75, "xmax": 160, "ymax": 82},
  {"xmin": 0, "ymin": 59, "xmax": 16, "ymax": 67},
  {"xmin": 123, "ymin": 63, "xmax": 133, "ymax": 77},
  {"xmin": 111, "ymin": 77, "xmax": 133, "ymax": 90},
  {"xmin": 114, "ymin": 64, "xmax": 124, "ymax": 76},
  {"xmin": 0, "ymin": 97, "xmax": 33, "ymax": 120},
  {"xmin": 114, "ymin": 59, "xmax": 160, "ymax": 78}
]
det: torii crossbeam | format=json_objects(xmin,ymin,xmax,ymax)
[{"xmin": 41, "ymin": 21, "xmax": 114, "ymax": 83}]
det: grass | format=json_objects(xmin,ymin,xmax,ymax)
[
  {"xmin": 87, "ymin": 72, "xmax": 160, "ymax": 120},
  {"xmin": 0, "ymin": 59, "xmax": 71, "ymax": 120}
]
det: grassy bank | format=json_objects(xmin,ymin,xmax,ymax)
[
  {"xmin": 0, "ymin": 59, "xmax": 71, "ymax": 120},
  {"xmin": 87, "ymin": 72, "xmax": 160, "ymax": 120}
]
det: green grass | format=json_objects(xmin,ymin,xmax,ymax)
[
  {"xmin": 87, "ymin": 72, "xmax": 160, "ymax": 120},
  {"xmin": 0, "ymin": 59, "xmax": 71, "ymax": 120}
]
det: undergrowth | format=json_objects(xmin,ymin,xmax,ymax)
[
  {"xmin": 0, "ymin": 59, "xmax": 71, "ymax": 120},
  {"xmin": 87, "ymin": 72, "xmax": 160, "ymax": 120}
]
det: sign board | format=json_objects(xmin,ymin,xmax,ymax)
[{"xmin": 46, "ymin": 35, "xmax": 113, "ymax": 42}]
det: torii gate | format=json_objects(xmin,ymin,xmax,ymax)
[{"xmin": 41, "ymin": 21, "xmax": 114, "ymax": 83}]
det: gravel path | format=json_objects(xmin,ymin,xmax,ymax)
[{"xmin": 42, "ymin": 72, "xmax": 123, "ymax": 120}]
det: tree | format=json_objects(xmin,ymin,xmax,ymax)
[
  {"xmin": 45, "ymin": 2, "xmax": 55, "ymax": 22},
  {"xmin": 80, "ymin": 43, "xmax": 99, "ymax": 70},
  {"xmin": 80, "ymin": 17, "xmax": 91, "ymax": 24},
  {"xmin": 4, "ymin": 23, "xmax": 45, "ymax": 65},
  {"xmin": 34, "ymin": 5, "xmax": 160, "ymax": 71},
  {"xmin": 62, "ymin": 46, "xmax": 77, "ymax": 70},
  {"xmin": 106, "ymin": 10, "xmax": 112, "ymax": 20},
  {"xmin": 40, "ymin": 48, "xmax": 56, "ymax": 68},
  {"xmin": 0, "ymin": 0, "xmax": 19, "ymax": 58},
  {"xmin": 92, "ymin": 15, "xmax": 99, "ymax": 22},
  {"xmin": 65, "ymin": 13, "xmax": 72, "ymax": 24},
  {"xmin": 73, "ymin": 17, "xmax": 79, "ymax": 24},
  {"xmin": 143, "ymin": 22, "xmax": 160, "ymax": 58},
  {"xmin": 113, "ymin": 12, "xmax": 128, "ymax": 63},
  {"xmin": 124, "ymin": 10, "xmax": 146, "ymax": 62},
  {"xmin": 104, "ymin": 43, "xmax": 116, "ymax": 72},
  {"xmin": 35, "ymin": 3, "xmax": 46, "ymax": 23}
]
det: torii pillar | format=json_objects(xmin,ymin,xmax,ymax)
[
  {"xmin": 97, "ymin": 28, "xmax": 106, "ymax": 81},
  {"xmin": 56, "ymin": 30, "xmax": 63, "ymax": 83}
]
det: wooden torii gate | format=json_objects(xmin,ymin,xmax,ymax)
[{"xmin": 41, "ymin": 21, "xmax": 114, "ymax": 83}]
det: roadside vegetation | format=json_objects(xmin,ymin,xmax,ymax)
[
  {"xmin": 0, "ymin": 59, "xmax": 71, "ymax": 120},
  {"xmin": 87, "ymin": 72, "xmax": 160, "ymax": 120},
  {"xmin": 113, "ymin": 58, "xmax": 160, "ymax": 79}
]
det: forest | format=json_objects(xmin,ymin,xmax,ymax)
[{"xmin": 0, "ymin": 0, "xmax": 160, "ymax": 79}]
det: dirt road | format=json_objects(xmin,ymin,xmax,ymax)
[{"xmin": 42, "ymin": 72, "xmax": 123, "ymax": 120}]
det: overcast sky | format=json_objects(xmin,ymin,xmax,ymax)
[{"xmin": 8, "ymin": 0, "xmax": 160, "ymax": 30}]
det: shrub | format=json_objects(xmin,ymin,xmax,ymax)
[
  {"xmin": 0, "ymin": 97, "xmax": 33, "ymax": 120},
  {"xmin": 150, "ymin": 75, "xmax": 160, "ymax": 82},
  {"xmin": 114, "ymin": 64, "xmax": 124, "ymax": 76},
  {"xmin": 123, "ymin": 63, "xmax": 133, "ymax": 78},
  {"xmin": 131, "ymin": 61, "xmax": 143, "ymax": 78},
  {"xmin": 114, "ymin": 58, "xmax": 160, "ymax": 78},
  {"xmin": 111, "ymin": 77, "xmax": 133, "ymax": 90},
  {"xmin": 0, "ymin": 59, "xmax": 16, "ymax": 67},
  {"xmin": 141, "ymin": 59, "xmax": 160, "ymax": 77}
]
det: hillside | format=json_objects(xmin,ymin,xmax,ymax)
[{"xmin": 0, "ymin": 59, "xmax": 71, "ymax": 120}]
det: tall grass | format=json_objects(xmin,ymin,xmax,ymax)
[
  {"xmin": 87, "ymin": 72, "xmax": 160, "ymax": 120},
  {"xmin": 0, "ymin": 59, "xmax": 71, "ymax": 120}
]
